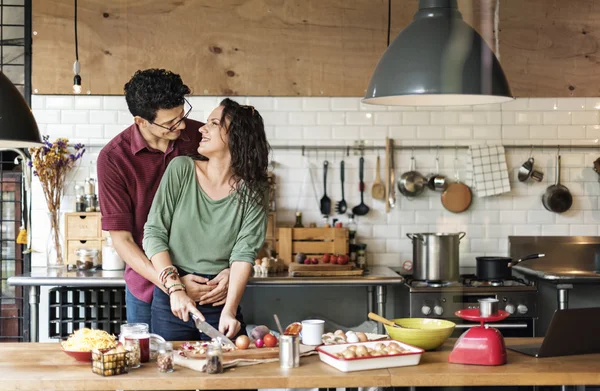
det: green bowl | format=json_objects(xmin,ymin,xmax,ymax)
[{"xmin": 384, "ymin": 318, "xmax": 455, "ymax": 351}]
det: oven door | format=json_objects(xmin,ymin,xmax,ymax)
[{"xmin": 449, "ymin": 317, "xmax": 535, "ymax": 338}]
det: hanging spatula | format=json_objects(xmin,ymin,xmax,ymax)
[{"xmin": 320, "ymin": 160, "xmax": 331, "ymax": 216}]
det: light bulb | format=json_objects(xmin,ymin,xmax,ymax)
[{"xmin": 73, "ymin": 74, "xmax": 82, "ymax": 94}]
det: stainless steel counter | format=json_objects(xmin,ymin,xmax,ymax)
[
  {"xmin": 512, "ymin": 265, "xmax": 600, "ymax": 283},
  {"xmin": 8, "ymin": 266, "xmax": 402, "ymax": 341},
  {"xmin": 510, "ymin": 235, "xmax": 600, "ymax": 312},
  {"xmin": 7, "ymin": 266, "xmax": 403, "ymax": 287}
]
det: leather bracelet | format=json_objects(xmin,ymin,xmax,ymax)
[{"xmin": 158, "ymin": 266, "xmax": 177, "ymax": 285}]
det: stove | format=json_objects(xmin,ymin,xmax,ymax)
[{"xmin": 399, "ymin": 274, "xmax": 538, "ymax": 337}]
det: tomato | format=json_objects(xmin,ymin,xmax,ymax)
[
  {"xmin": 263, "ymin": 333, "xmax": 277, "ymax": 348},
  {"xmin": 235, "ymin": 335, "xmax": 250, "ymax": 350}
]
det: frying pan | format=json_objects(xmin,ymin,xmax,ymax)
[
  {"xmin": 441, "ymin": 158, "xmax": 472, "ymax": 213},
  {"xmin": 542, "ymin": 154, "xmax": 572, "ymax": 213}
]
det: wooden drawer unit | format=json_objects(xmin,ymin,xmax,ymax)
[
  {"xmin": 65, "ymin": 212, "xmax": 102, "ymax": 239},
  {"xmin": 66, "ymin": 239, "xmax": 102, "ymax": 266}
]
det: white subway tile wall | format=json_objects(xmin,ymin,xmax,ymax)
[{"xmin": 29, "ymin": 96, "xmax": 600, "ymax": 269}]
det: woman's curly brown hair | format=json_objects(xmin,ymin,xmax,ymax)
[{"xmin": 219, "ymin": 98, "xmax": 271, "ymax": 208}]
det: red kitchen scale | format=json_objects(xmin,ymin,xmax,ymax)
[{"xmin": 448, "ymin": 309, "xmax": 509, "ymax": 366}]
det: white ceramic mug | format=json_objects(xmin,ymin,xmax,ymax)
[{"xmin": 300, "ymin": 319, "xmax": 325, "ymax": 345}]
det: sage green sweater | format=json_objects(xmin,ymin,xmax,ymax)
[{"xmin": 143, "ymin": 156, "xmax": 267, "ymax": 275}]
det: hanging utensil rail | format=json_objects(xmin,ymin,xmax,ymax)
[{"xmin": 84, "ymin": 143, "xmax": 600, "ymax": 154}]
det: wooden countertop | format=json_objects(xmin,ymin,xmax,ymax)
[{"xmin": 2, "ymin": 339, "xmax": 600, "ymax": 390}]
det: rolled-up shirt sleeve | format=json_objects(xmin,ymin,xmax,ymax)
[
  {"xmin": 230, "ymin": 190, "xmax": 268, "ymax": 265},
  {"xmin": 143, "ymin": 156, "xmax": 187, "ymax": 260},
  {"xmin": 97, "ymin": 150, "xmax": 133, "ymax": 232}
]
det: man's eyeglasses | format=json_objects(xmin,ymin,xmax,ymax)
[{"xmin": 149, "ymin": 98, "xmax": 193, "ymax": 131}]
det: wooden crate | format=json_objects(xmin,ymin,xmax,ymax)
[{"xmin": 277, "ymin": 227, "xmax": 348, "ymax": 265}]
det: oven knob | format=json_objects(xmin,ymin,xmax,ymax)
[
  {"xmin": 505, "ymin": 304, "xmax": 516, "ymax": 314},
  {"xmin": 517, "ymin": 304, "xmax": 528, "ymax": 315},
  {"xmin": 434, "ymin": 305, "xmax": 444, "ymax": 316},
  {"xmin": 421, "ymin": 305, "xmax": 432, "ymax": 316}
]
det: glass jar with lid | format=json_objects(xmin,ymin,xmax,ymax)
[
  {"xmin": 74, "ymin": 248, "xmax": 99, "ymax": 270},
  {"xmin": 206, "ymin": 342, "xmax": 223, "ymax": 374}
]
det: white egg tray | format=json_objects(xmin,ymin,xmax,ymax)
[{"xmin": 316, "ymin": 340, "xmax": 424, "ymax": 372}]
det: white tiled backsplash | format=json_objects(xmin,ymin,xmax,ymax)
[{"xmin": 29, "ymin": 96, "xmax": 600, "ymax": 269}]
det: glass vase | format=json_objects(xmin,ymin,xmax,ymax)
[{"xmin": 46, "ymin": 210, "xmax": 65, "ymax": 268}]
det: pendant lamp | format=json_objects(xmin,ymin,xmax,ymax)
[
  {"xmin": 363, "ymin": 0, "xmax": 513, "ymax": 106},
  {"xmin": 0, "ymin": 71, "xmax": 42, "ymax": 147}
]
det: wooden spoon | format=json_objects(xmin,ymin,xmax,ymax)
[
  {"xmin": 372, "ymin": 156, "xmax": 385, "ymax": 200},
  {"xmin": 368, "ymin": 312, "xmax": 402, "ymax": 329}
]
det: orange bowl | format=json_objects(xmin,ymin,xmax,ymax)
[{"xmin": 61, "ymin": 346, "xmax": 92, "ymax": 362}]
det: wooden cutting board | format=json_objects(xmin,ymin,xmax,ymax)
[
  {"xmin": 173, "ymin": 342, "xmax": 279, "ymax": 362},
  {"xmin": 289, "ymin": 269, "xmax": 364, "ymax": 277},
  {"xmin": 288, "ymin": 262, "xmax": 354, "ymax": 272}
]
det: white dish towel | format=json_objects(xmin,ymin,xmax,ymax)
[{"xmin": 466, "ymin": 145, "xmax": 511, "ymax": 197}]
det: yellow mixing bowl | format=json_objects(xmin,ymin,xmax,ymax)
[{"xmin": 384, "ymin": 318, "xmax": 455, "ymax": 351}]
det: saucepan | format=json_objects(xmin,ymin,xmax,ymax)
[
  {"xmin": 398, "ymin": 155, "xmax": 427, "ymax": 197},
  {"xmin": 476, "ymin": 253, "xmax": 545, "ymax": 280}
]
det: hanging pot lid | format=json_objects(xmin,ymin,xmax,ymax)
[{"xmin": 363, "ymin": 0, "xmax": 513, "ymax": 107}]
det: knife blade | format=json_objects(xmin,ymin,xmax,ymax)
[{"xmin": 191, "ymin": 314, "xmax": 237, "ymax": 349}]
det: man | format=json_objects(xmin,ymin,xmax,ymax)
[{"xmin": 97, "ymin": 69, "xmax": 230, "ymax": 326}]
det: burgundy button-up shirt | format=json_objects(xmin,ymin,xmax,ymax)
[{"xmin": 97, "ymin": 118, "xmax": 203, "ymax": 303}]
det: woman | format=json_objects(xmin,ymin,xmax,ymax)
[{"xmin": 143, "ymin": 98, "xmax": 270, "ymax": 341}]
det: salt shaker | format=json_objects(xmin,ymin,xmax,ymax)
[
  {"xmin": 156, "ymin": 342, "xmax": 174, "ymax": 373},
  {"xmin": 206, "ymin": 342, "xmax": 223, "ymax": 374}
]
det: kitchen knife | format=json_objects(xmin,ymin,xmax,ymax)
[{"xmin": 191, "ymin": 314, "xmax": 237, "ymax": 349}]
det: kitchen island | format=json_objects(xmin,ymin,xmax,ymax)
[
  {"xmin": 1, "ymin": 338, "xmax": 599, "ymax": 390},
  {"xmin": 8, "ymin": 266, "xmax": 403, "ymax": 340}
]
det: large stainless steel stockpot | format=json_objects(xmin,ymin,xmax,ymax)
[{"xmin": 406, "ymin": 232, "xmax": 466, "ymax": 282}]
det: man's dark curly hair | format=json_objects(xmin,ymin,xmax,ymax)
[
  {"xmin": 124, "ymin": 69, "xmax": 191, "ymax": 122},
  {"xmin": 219, "ymin": 98, "xmax": 271, "ymax": 208}
]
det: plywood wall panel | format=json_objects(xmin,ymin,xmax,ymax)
[{"xmin": 32, "ymin": 0, "xmax": 600, "ymax": 97}]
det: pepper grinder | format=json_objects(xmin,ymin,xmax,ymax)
[{"xmin": 84, "ymin": 178, "xmax": 98, "ymax": 212}]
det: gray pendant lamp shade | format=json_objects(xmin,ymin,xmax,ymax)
[
  {"xmin": 0, "ymin": 71, "xmax": 42, "ymax": 147},
  {"xmin": 363, "ymin": 0, "xmax": 513, "ymax": 106}
]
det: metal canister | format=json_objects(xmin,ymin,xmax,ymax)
[{"xmin": 279, "ymin": 335, "xmax": 299, "ymax": 369}]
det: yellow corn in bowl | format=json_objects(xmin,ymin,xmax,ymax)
[{"xmin": 384, "ymin": 318, "xmax": 455, "ymax": 351}]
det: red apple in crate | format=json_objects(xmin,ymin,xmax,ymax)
[
  {"xmin": 322, "ymin": 253, "xmax": 331, "ymax": 263},
  {"xmin": 338, "ymin": 254, "xmax": 349, "ymax": 265},
  {"xmin": 330, "ymin": 255, "xmax": 337, "ymax": 264}
]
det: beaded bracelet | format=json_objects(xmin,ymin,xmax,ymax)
[
  {"xmin": 168, "ymin": 287, "xmax": 185, "ymax": 296},
  {"xmin": 167, "ymin": 283, "xmax": 186, "ymax": 295},
  {"xmin": 162, "ymin": 272, "xmax": 181, "ymax": 291}
]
